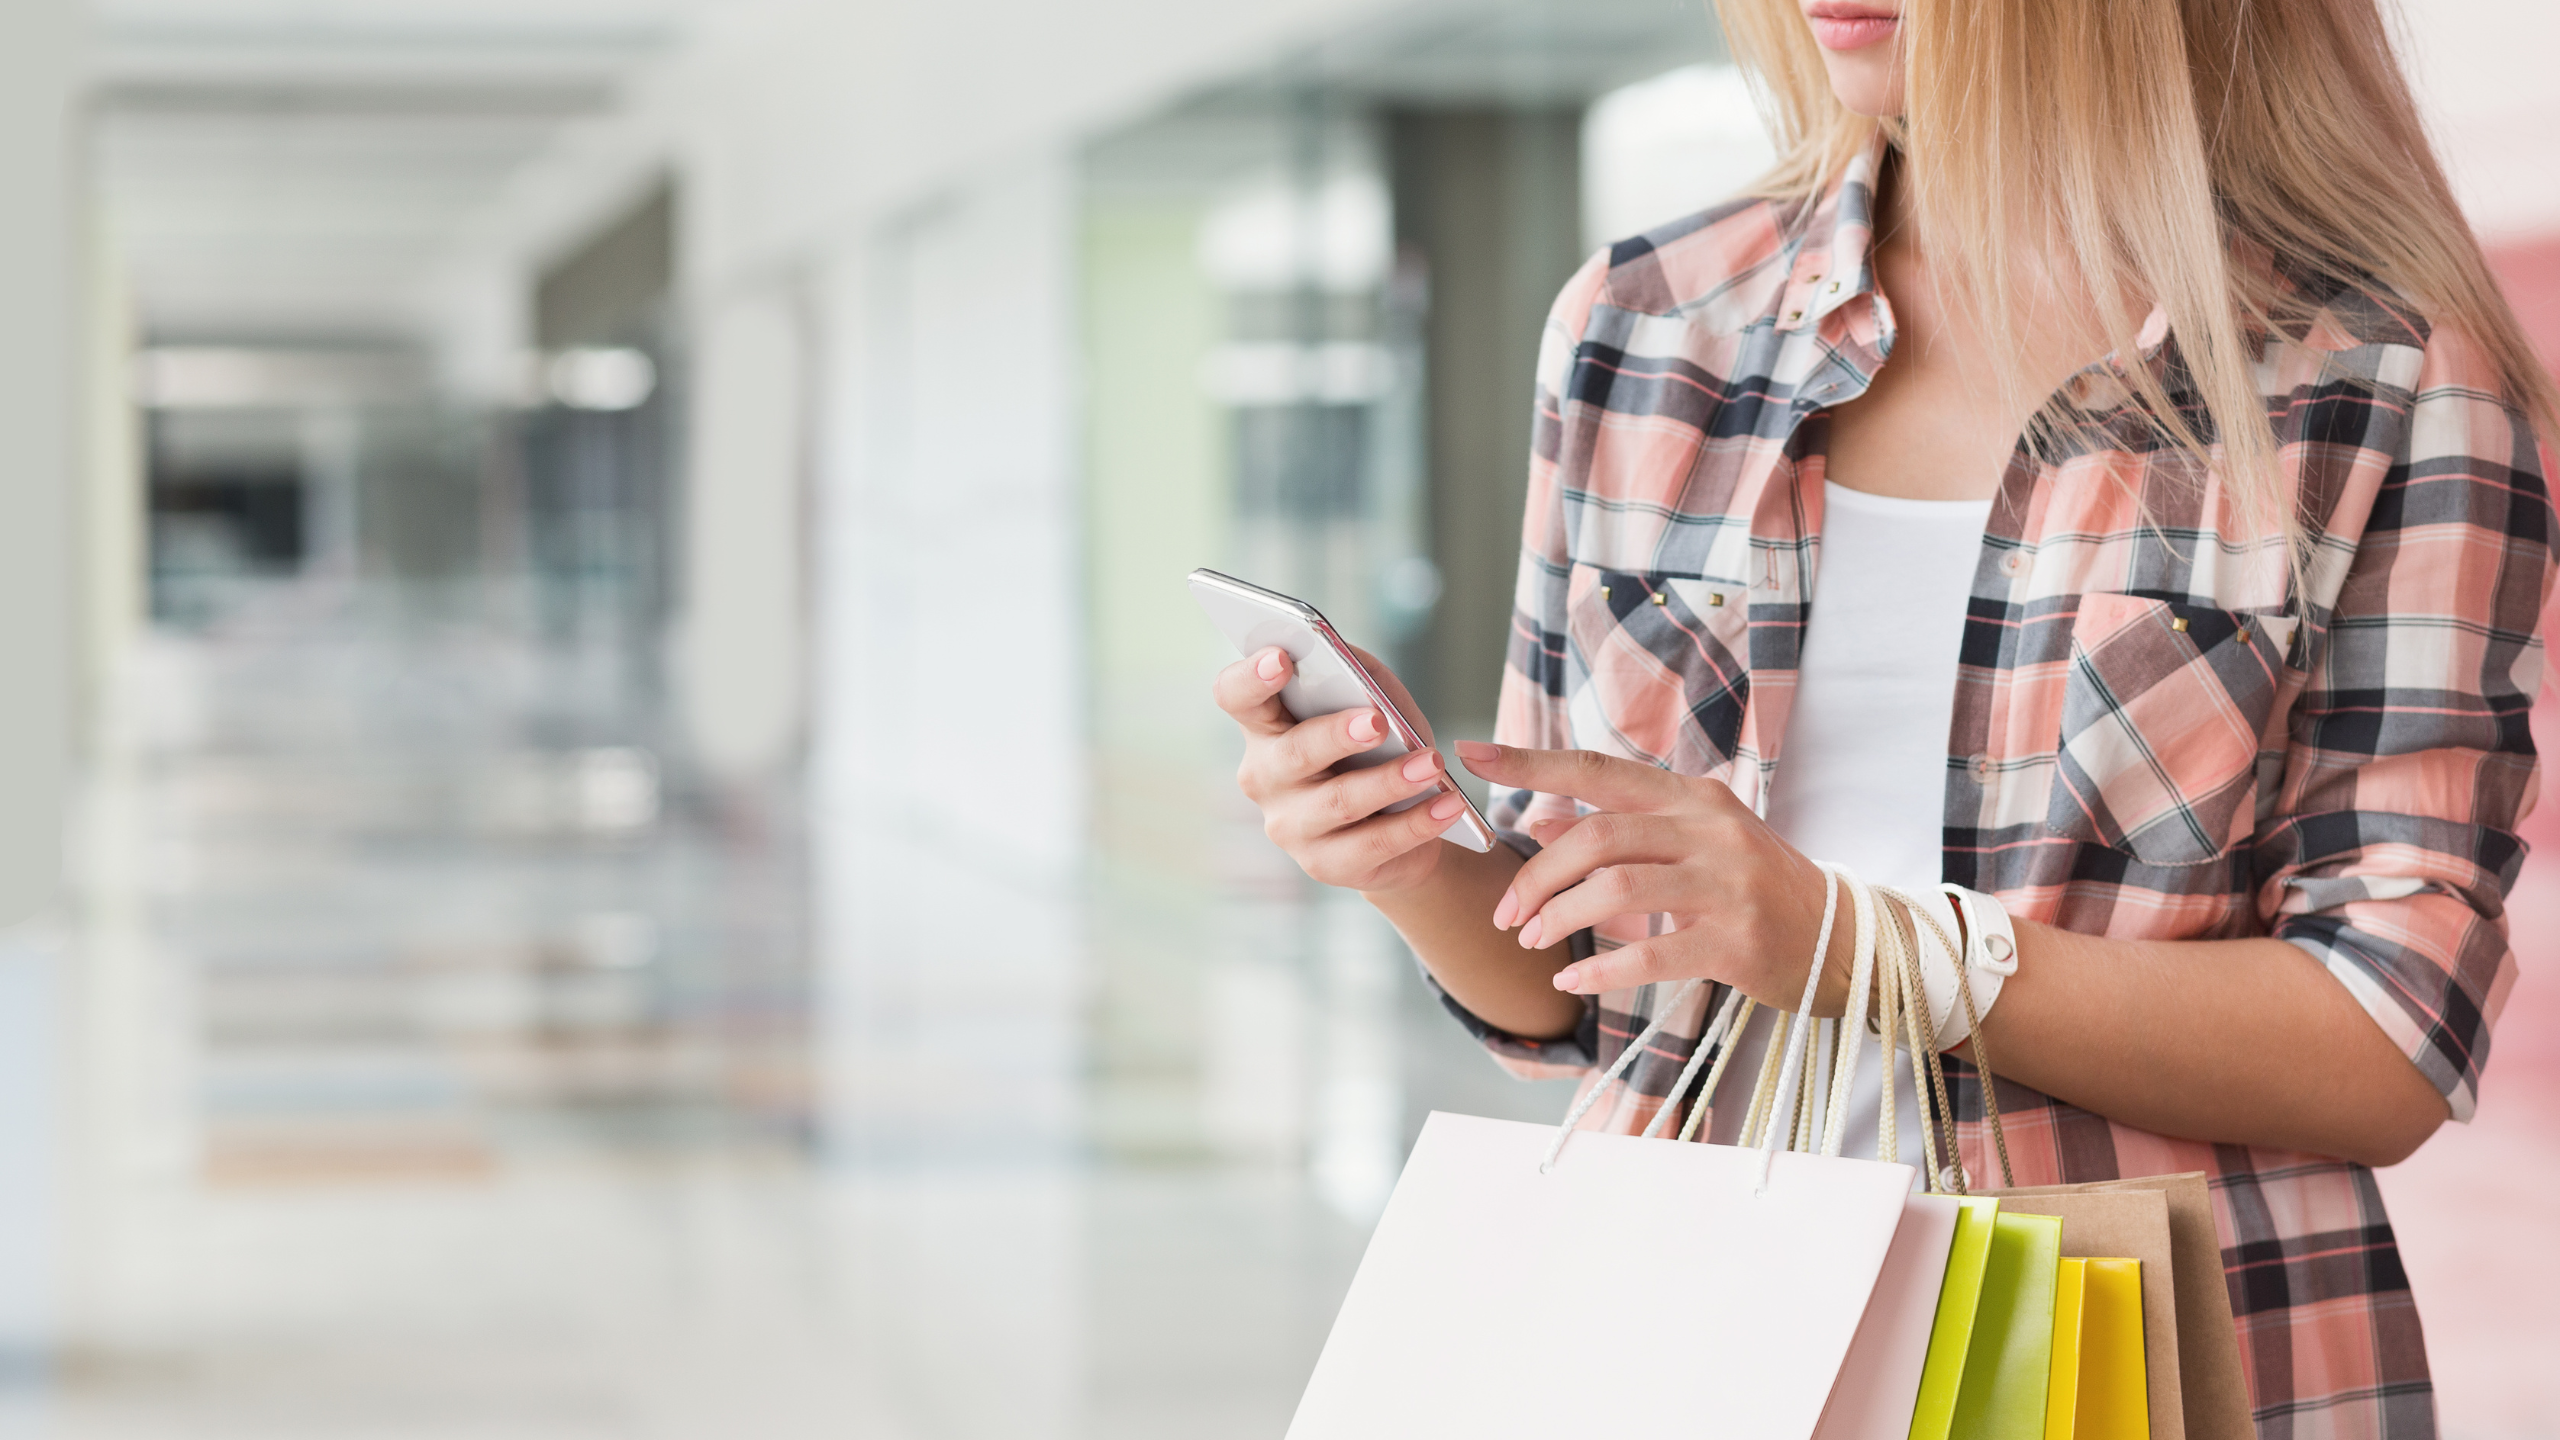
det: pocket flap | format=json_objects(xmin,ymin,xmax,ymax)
[
  {"xmin": 2045, "ymin": 594, "xmax": 2292, "ymax": 866},
  {"xmin": 1566, "ymin": 564, "xmax": 1752, "ymax": 773}
]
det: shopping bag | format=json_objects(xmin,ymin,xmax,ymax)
[
  {"xmin": 1883, "ymin": 890, "xmax": 2246, "ymax": 1440},
  {"xmin": 1282, "ymin": 1112, "xmax": 1914, "ymax": 1439},
  {"xmin": 1949, "ymin": 1209, "xmax": 2065, "ymax": 1440},
  {"xmin": 2076, "ymin": 1259, "xmax": 2150, "ymax": 1440},
  {"xmin": 1848, "ymin": 881, "xmax": 2251, "ymax": 1440},
  {"xmin": 1904, "ymin": 1195, "xmax": 2002, "ymax": 1440},
  {"xmin": 2051, "ymin": 1258, "xmax": 2089, "ymax": 1440},
  {"xmin": 1853, "ymin": 881, "xmax": 2191, "ymax": 1434},
  {"xmin": 2048, "ymin": 1255, "xmax": 2153, "ymax": 1440},
  {"xmin": 1288, "ymin": 871, "xmax": 1917, "ymax": 1440},
  {"xmin": 1809, "ymin": 1191, "xmax": 1965, "ymax": 1440},
  {"xmin": 1996, "ymin": 1175, "xmax": 2252, "ymax": 1440},
  {"xmin": 1287, "ymin": 932, "xmax": 1915, "ymax": 1438},
  {"xmin": 2044, "ymin": 1255, "xmax": 2154, "ymax": 1440},
  {"xmin": 1994, "ymin": 1189, "xmax": 2184, "ymax": 1440}
]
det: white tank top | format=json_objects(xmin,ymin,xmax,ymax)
[{"xmin": 1705, "ymin": 481, "xmax": 1991, "ymax": 1165}]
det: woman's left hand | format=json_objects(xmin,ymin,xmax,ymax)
[{"xmin": 1453, "ymin": 741, "xmax": 1851, "ymax": 1013}]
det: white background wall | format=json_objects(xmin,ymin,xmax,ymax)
[
  {"xmin": 807, "ymin": 156, "xmax": 1089, "ymax": 1165},
  {"xmin": 0, "ymin": 0, "xmax": 82, "ymax": 1361},
  {"xmin": 2396, "ymin": 0, "xmax": 2560, "ymax": 241},
  {"xmin": 677, "ymin": 286, "xmax": 808, "ymax": 778},
  {"xmin": 0, "ymin": 0, "xmax": 83, "ymax": 929}
]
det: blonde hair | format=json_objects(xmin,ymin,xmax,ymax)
[{"xmin": 1713, "ymin": 0, "xmax": 2560, "ymax": 556}]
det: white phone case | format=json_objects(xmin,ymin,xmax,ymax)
[{"xmin": 1189, "ymin": 568, "xmax": 1497, "ymax": 853}]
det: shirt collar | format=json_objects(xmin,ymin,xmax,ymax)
[
  {"xmin": 1772, "ymin": 131, "xmax": 1889, "ymax": 338},
  {"xmin": 1775, "ymin": 129, "xmax": 2178, "ymax": 367}
]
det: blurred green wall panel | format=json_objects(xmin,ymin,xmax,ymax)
[{"xmin": 1081, "ymin": 196, "xmax": 1232, "ymax": 1161}]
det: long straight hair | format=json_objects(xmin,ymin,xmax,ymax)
[{"xmin": 1713, "ymin": 0, "xmax": 2560, "ymax": 554}]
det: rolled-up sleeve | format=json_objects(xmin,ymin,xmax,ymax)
[
  {"xmin": 1423, "ymin": 249, "xmax": 1615, "ymax": 1080},
  {"xmin": 2261, "ymin": 325, "xmax": 2556, "ymax": 1122}
]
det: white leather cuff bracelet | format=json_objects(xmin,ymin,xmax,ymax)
[{"xmin": 1915, "ymin": 884, "xmax": 2017, "ymax": 1052}]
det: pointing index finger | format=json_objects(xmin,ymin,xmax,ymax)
[{"xmin": 1453, "ymin": 741, "xmax": 1694, "ymax": 815}]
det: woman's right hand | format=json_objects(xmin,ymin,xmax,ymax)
[{"xmin": 1214, "ymin": 645, "xmax": 1470, "ymax": 895}]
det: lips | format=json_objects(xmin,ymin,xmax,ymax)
[{"xmin": 1805, "ymin": 5, "xmax": 1897, "ymax": 50}]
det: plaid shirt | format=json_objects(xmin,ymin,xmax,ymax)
[{"xmin": 1438, "ymin": 138, "xmax": 2552, "ymax": 1439}]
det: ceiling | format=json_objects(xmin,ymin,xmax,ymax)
[
  {"xmin": 90, "ymin": 0, "xmax": 703, "ymax": 345},
  {"xmin": 86, "ymin": 0, "xmax": 1726, "ymax": 352}
]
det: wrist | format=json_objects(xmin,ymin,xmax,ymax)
[{"xmin": 1351, "ymin": 836, "xmax": 1452, "ymax": 900}]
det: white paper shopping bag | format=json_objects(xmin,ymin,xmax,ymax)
[
  {"xmin": 1287, "ymin": 871, "xmax": 1928, "ymax": 1439},
  {"xmin": 1285, "ymin": 1110, "xmax": 1914, "ymax": 1439}
]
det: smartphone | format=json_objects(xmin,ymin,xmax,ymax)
[{"xmin": 1189, "ymin": 567, "xmax": 1497, "ymax": 853}]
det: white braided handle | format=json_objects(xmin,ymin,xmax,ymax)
[
  {"xmin": 1760, "ymin": 869, "xmax": 1977, "ymax": 1171},
  {"xmin": 1542, "ymin": 865, "xmax": 1844, "ymax": 1177}
]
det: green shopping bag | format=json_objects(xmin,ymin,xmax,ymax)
[
  {"xmin": 1907, "ymin": 1197, "xmax": 2001, "ymax": 1440},
  {"xmin": 1909, "ymin": 1206, "xmax": 2064, "ymax": 1440}
]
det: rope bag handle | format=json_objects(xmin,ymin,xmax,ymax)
[
  {"xmin": 1536, "ymin": 862, "xmax": 2017, "ymax": 1196},
  {"xmin": 1540, "ymin": 865, "xmax": 1842, "ymax": 1176},
  {"xmin": 1885, "ymin": 885, "xmax": 2015, "ymax": 1192},
  {"xmin": 1824, "ymin": 878, "xmax": 2015, "ymax": 1194}
]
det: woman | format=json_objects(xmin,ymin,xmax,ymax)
[{"xmin": 1214, "ymin": 0, "xmax": 2554, "ymax": 1433}]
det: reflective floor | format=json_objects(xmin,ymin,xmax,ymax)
[
  {"xmin": 26, "ymin": 584, "xmax": 1556, "ymax": 1439},
  {"xmin": 21, "ymin": 585, "xmax": 2560, "ymax": 1438}
]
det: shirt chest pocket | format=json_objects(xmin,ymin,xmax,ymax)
[
  {"xmin": 1565, "ymin": 563, "xmax": 1754, "ymax": 773},
  {"xmin": 2045, "ymin": 592, "xmax": 2299, "ymax": 866}
]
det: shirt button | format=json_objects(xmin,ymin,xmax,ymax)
[
  {"xmin": 1971, "ymin": 755, "xmax": 1995, "ymax": 780},
  {"xmin": 2000, "ymin": 552, "xmax": 2027, "ymax": 576}
]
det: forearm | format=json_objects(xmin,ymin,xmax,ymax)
[
  {"xmin": 1365, "ymin": 842, "xmax": 1582, "ymax": 1041},
  {"xmin": 1967, "ymin": 919, "xmax": 2449, "ymax": 1167}
]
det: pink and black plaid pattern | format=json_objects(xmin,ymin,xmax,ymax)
[
  {"xmin": 2047, "ymin": 594, "xmax": 2299, "ymax": 866},
  {"xmin": 1429, "ymin": 137, "xmax": 2553, "ymax": 1439}
]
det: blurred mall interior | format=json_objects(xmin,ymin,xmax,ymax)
[{"xmin": 0, "ymin": 0, "xmax": 2555, "ymax": 1435}]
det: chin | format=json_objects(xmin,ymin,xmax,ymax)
[{"xmin": 1820, "ymin": 61, "xmax": 1902, "ymax": 118}]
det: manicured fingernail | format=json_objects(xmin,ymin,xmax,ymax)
[
  {"xmin": 1255, "ymin": 648, "xmax": 1285, "ymax": 680},
  {"xmin": 1429, "ymin": 793, "xmax": 1464, "ymax": 821},
  {"xmin": 1349, "ymin": 711, "xmax": 1380, "ymax": 743},
  {"xmin": 1491, "ymin": 891, "xmax": 1518, "ymax": 930},
  {"xmin": 1400, "ymin": 752, "xmax": 1438, "ymax": 783},
  {"xmin": 1519, "ymin": 916, "xmax": 1545, "ymax": 949},
  {"xmin": 1552, "ymin": 966, "xmax": 1582, "ymax": 992},
  {"xmin": 1454, "ymin": 740, "xmax": 1498, "ymax": 763}
]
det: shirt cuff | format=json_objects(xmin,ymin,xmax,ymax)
[{"xmin": 1413, "ymin": 951, "xmax": 1599, "ymax": 1082}]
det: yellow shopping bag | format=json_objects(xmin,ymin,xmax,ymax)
[{"xmin": 2047, "ymin": 1258, "xmax": 2151, "ymax": 1440}]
